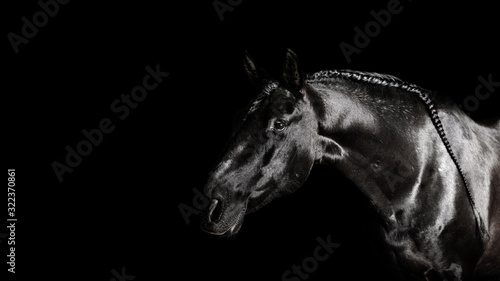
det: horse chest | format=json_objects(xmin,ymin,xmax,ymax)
[{"xmin": 380, "ymin": 214, "xmax": 482, "ymax": 280}]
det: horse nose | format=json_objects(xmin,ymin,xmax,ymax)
[
  {"xmin": 207, "ymin": 199, "xmax": 223, "ymax": 223},
  {"xmin": 201, "ymin": 192, "xmax": 229, "ymax": 235}
]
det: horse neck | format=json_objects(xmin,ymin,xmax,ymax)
[{"xmin": 308, "ymin": 80, "xmax": 455, "ymax": 227}]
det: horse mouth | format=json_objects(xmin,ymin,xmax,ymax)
[{"xmin": 201, "ymin": 199, "xmax": 246, "ymax": 236}]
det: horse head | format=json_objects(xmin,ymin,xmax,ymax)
[{"xmin": 200, "ymin": 50, "xmax": 341, "ymax": 236}]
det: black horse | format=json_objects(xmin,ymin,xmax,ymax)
[{"xmin": 200, "ymin": 49, "xmax": 500, "ymax": 280}]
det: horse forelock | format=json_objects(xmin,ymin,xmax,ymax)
[{"xmin": 245, "ymin": 81, "xmax": 280, "ymax": 117}]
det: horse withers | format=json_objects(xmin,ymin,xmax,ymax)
[{"xmin": 200, "ymin": 49, "xmax": 500, "ymax": 280}]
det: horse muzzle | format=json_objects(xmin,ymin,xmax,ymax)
[{"xmin": 200, "ymin": 197, "xmax": 246, "ymax": 236}]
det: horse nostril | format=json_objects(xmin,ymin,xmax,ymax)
[{"xmin": 207, "ymin": 199, "xmax": 223, "ymax": 223}]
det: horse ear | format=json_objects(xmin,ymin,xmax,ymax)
[
  {"xmin": 243, "ymin": 51, "xmax": 268, "ymax": 86},
  {"xmin": 283, "ymin": 49, "xmax": 304, "ymax": 92}
]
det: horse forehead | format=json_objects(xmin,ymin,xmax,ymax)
[{"xmin": 247, "ymin": 84, "xmax": 291, "ymax": 115}]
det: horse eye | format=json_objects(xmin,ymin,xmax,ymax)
[{"xmin": 273, "ymin": 119, "xmax": 286, "ymax": 131}]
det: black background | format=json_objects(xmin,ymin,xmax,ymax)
[{"xmin": 4, "ymin": 0, "xmax": 499, "ymax": 280}]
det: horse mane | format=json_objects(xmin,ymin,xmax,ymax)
[{"xmin": 306, "ymin": 69, "xmax": 431, "ymax": 99}]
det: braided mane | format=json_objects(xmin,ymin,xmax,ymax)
[{"xmin": 306, "ymin": 69, "xmax": 428, "ymax": 96}]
